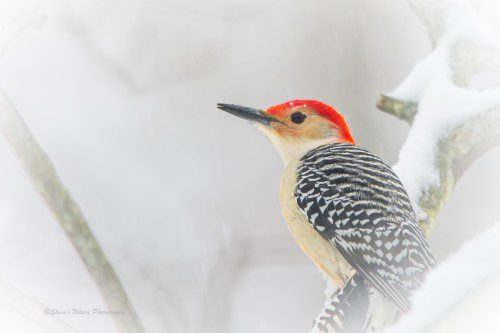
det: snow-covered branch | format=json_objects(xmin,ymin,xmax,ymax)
[
  {"xmin": 379, "ymin": 93, "xmax": 500, "ymax": 235},
  {"xmin": 388, "ymin": 221, "xmax": 500, "ymax": 333},
  {"xmin": 380, "ymin": 0, "xmax": 500, "ymax": 235},
  {"xmin": 405, "ymin": 0, "xmax": 500, "ymax": 86},
  {"xmin": 317, "ymin": 0, "xmax": 500, "ymax": 331}
]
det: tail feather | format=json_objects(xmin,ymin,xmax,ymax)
[
  {"xmin": 313, "ymin": 274, "xmax": 370, "ymax": 333},
  {"xmin": 363, "ymin": 290, "xmax": 401, "ymax": 332}
]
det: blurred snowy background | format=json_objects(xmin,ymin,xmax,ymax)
[{"xmin": 0, "ymin": 0, "xmax": 500, "ymax": 332}]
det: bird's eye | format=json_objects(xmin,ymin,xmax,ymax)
[{"xmin": 290, "ymin": 112, "xmax": 307, "ymax": 124}]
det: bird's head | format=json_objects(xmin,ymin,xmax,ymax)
[{"xmin": 218, "ymin": 100, "xmax": 354, "ymax": 164}]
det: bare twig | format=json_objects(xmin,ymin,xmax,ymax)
[
  {"xmin": 0, "ymin": 89, "xmax": 144, "ymax": 333},
  {"xmin": 377, "ymin": 94, "xmax": 418, "ymax": 125}
]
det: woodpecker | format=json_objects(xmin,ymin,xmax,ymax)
[{"xmin": 218, "ymin": 100, "xmax": 435, "ymax": 332}]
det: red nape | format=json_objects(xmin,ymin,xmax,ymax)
[{"xmin": 267, "ymin": 100, "xmax": 355, "ymax": 144}]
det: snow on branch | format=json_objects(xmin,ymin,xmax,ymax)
[
  {"xmin": 387, "ymin": 86, "xmax": 500, "ymax": 235},
  {"xmin": 380, "ymin": 0, "xmax": 500, "ymax": 235},
  {"xmin": 316, "ymin": 0, "xmax": 500, "ymax": 331},
  {"xmin": 388, "ymin": 221, "xmax": 500, "ymax": 332},
  {"xmin": 406, "ymin": 0, "xmax": 500, "ymax": 86}
]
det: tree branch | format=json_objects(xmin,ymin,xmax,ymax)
[
  {"xmin": 316, "ymin": 1, "xmax": 500, "ymax": 331},
  {"xmin": 376, "ymin": 94, "xmax": 500, "ymax": 236},
  {"xmin": 0, "ymin": 88, "xmax": 144, "ymax": 333},
  {"xmin": 376, "ymin": 94, "xmax": 417, "ymax": 125}
]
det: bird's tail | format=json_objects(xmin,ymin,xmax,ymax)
[
  {"xmin": 363, "ymin": 289, "xmax": 401, "ymax": 332},
  {"xmin": 312, "ymin": 273, "xmax": 403, "ymax": 333},
  {"xmin": 312, "ymin": 273, "xmax": 370, "ymax": 333}
]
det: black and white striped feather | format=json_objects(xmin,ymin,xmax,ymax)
[
  {"xmin": 295, "ymin": 143, "xmax": 435, "ymax": 313},
  {"xmin": 314, "ymin": 273, "xmax": 370, "ymax": 333}
]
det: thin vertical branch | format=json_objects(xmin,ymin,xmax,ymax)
[{"xmin": 0, "ymin": 88, "xmax": 144, "ymax": 333}]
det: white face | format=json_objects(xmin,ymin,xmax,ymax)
[
  {"xmin": 257, "ymin": 124, "xmax": 337, "ymax": 165},
  {"xmin": 217, "ymin": 102, "xmax": 353, "ymax": 165},
  {"xmin": 256, "ymin": 106, "xmax": 345, "ymax": 165}
]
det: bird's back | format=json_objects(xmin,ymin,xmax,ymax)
[
  {"xmin": 298, "ymin": 143, "xmax": 415, "ymax": 227},
  {"xmin": 295, "ymin": 143, "xmax": 435, "ymax": 306}
]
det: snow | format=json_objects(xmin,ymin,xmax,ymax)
[
  {"xmin": 391, "ymin": 0, "xmax": 500, "ymax": 101},
  {"xmin": 388, "ymin": 221, "xmax": 500, "ymax": 333},
  {"xmin": 407, "ymin": 0, "xmax": 500, "ymax": 48},
  {"xmin": 389, "ymin": 0, "xmax": 500, "ymax": 211},
  {"xmin": 393, "ymin": 78, "xmax": 500, "ymax": 211},
  {"xmin": 377, "ymin": 1, "xmax": 500, "ymax": 329},
  {"xmin": 389, "ymin": 35, "xmax": 452, "ymax": 102}
]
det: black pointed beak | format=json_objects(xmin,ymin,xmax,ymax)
[{"xmin": 217, "ymin": 103, "xmax": 279, "ymax": 126}]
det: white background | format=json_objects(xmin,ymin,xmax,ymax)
[{"xmin": 0, "ymin": 1, "xmax": 499, "ymax": 332}]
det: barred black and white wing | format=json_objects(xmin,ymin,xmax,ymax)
[{"xmin": 295, "ymin": 143, "xmax": 435, "ymax": 312}]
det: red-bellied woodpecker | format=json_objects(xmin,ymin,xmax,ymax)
[{"xmin": 218, "ymin": 100, "xmax": 435, "ymax": 332}]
